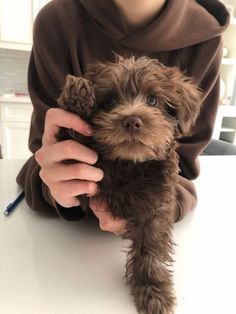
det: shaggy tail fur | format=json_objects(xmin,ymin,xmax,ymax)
[{"xmin": 124, "ymin": 218, "xmax": 176, "ymax": 314}]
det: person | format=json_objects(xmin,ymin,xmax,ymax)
[{"xmin": 16, "ymin": 0, "xmax": 229, "ymax": 235}]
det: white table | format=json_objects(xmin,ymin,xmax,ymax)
[{"xmin": 0, "ymin": 157, "xmax": 236, "ymax": 314}]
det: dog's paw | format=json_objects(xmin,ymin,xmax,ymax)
[
  {"xmin": 133, "ymin": 284, "xmax": 176, "ymax": 314},
  {"xmin": 58, "ymin": 74, "xmax": 95, "ymax": 118}
]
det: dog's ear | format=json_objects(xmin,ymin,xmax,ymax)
[
  {"xmin": 163, "ymin": 66, "xmax": 202, "ymax": 138},
  {"xmin": 175, "ymin": 77, "xmax": 202, "ymax": 137},
  {"xmin": 84, "ymin": 61, "xmax": 118, "ymax": 98}
]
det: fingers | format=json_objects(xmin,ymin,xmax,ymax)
[
  {"xmin": 89, "ymin": 198, "xmax": 127, "ymax": 235},
  {"xmin": 100, "ymin": 215, "xmax": 127, "ymax": 235},
  {"xmin": 39, "ymin": 162, "xmax": 103, "ymax": 183},
  {"xmin": 99, "ymin": 212, "xmax": 127, "ymax": 235},
  {"xmin": 42, "ymin": 108, "xmax": 92, "ymax": 145},
  {"xmin": 35, "ymin": 107, "xmax": 103, "ymax": 208},
  {"xmin": 50, "ymin": 180, "xmax": 98, "ymax": 208},
  {"xmin": 55, "ymin": 197, "xmax": 80, "ymax": 208},
  {"xmin": 36, "ymin": 151, "xmax": 102, "ymax": 208},
  {"xmin": 36, "ymin": 140, "xmax": 98, "ymax": 165}
]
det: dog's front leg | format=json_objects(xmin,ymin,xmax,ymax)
[
  {"xmin": 57, "ymin": 74, "xmax": 95, "ymax": 121},
  {"xmin": 56, "ymin": 74, "xmax": 96, "ymax": 213},
  {"xmin": 56, "ymin": 74, "xmax": 96, "ymax": 144},
  {"xmin": 125, "ymin": 218, "xmax": 176, "ymax": 314}
]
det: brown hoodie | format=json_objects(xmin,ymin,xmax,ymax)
[{"xmin": 16, "ymin": 0, "xmax": 229, "ymax": 221}]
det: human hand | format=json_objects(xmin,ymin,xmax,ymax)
[
  {"xmin": 35, "ymin": 108, "xmax": 104, "ymax": 208},
  {"xmin": 89, "ymin": 198, "xmax": 127, "ymax": 235}
]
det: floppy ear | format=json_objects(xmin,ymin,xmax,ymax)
[
  {"xmin": 163, "ymin": 67, "xmax": 202, "ymax": 138},
  {"xmin": 176, "ymin": 78, "xmax": 202, "ymax": 137},
  {"xmin": 84, "ymin": 61, "xmax": 117, "ymax": 99}
]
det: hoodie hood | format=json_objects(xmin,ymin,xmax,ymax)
[{"xmin": 79, "ymin": 0, "xmax": 230, "ymax": 52}]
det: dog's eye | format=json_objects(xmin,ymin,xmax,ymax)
[
  {"xmin": 165, "ymin": 102, "xmax": 177, "ymax": 118},
  {"xmin": 106, "ymin": 97, "xmax": 117, "ymax": 107},
  {"xmin": 100, "ymin": 97, "xmax": 118, "ymax": 111},
  {"xmin": 147, "ymin": 95, "xmax": 158, "ymax": 106}
]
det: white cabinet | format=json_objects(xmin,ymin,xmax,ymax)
[
  {"xmin": 0, "ymin": 0, "xmax": 51, "ymax": 51},
  {"xmin": 213, "ymin": 105, "xmax": 236, "ymax": 144},
  {"xmin": 214, "ymin": 3, "xmax": 236, "ymax": 144},
  {"xmin": 0, "ymin": 99, "xmax": 33, "ymax": 159},
  {"xmin": 0, "ymin": 0, "xmax": 33, "ymax": 50},
  {"xmin": 2, "ymin": 122, "xmax": 31, "ymax": 159},
  {"xmin": 220, "ymin": 17, "xmax": 236, "ymax": 107}
]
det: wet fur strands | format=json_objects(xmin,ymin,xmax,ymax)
[{"xmin": 57, "ymin": 56, "xmax": 202, "ymax": 314}]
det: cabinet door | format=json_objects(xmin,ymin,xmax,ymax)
[
  {"xmin": 0, "ymin": 0, "xmax": 33, "ymax": 48},
  {"xmin": 1, "ymin": 122, "xmax": 31, "ymax": 159},
  {"xmin": 1, "ymin": 102, "xmax": 33, "ymax": 123}
]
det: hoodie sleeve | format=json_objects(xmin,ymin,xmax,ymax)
[
  {"xmin": 174, "ymin": 36, "xmax": 223, "ymax": 222},
  {"xmin": 16, "ymin": 4, "xmax": 86, "ymax": 221}
]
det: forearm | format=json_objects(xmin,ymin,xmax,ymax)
[{"xmin": 175, "ymin": 175, "xmax": 197, "ymax": 222}]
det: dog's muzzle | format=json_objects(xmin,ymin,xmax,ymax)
[{"xmin": 122, "ymin": 116, "xmax": 143, "ymax": 133}]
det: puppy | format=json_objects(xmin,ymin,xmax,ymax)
[{"xmin": 57, "ymin": 56, "xmax": 202, "ymax": 314}]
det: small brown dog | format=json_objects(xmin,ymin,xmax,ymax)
[{"xmin": 57, "ymin": 56, "xmax": 201, "ymax": 314}]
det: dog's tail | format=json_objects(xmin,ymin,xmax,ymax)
[{"xmin": 123, "ymin": 219, "xmax": 176, "ymax": 314}]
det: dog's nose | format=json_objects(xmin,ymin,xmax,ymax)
[{"xmin": 122, "ymin": 116, "xmax": 143, "ymax": 132}]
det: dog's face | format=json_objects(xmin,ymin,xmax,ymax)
[{"xmin": 85, "ymin": 56, "xmax": 202, "ymax": 162}]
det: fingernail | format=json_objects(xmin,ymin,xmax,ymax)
[{"xmin": 85, "ymin": 125, "xmax": 93, "ymax": 136}]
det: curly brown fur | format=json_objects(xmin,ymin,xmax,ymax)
[{"xmin": 57, "ymin": 56, "xmax": 202, "ymax": 314}]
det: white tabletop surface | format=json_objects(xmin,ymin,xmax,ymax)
[{"xmin": 0, "ymin": 156, "xmax": 236, "ymax": 314}]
